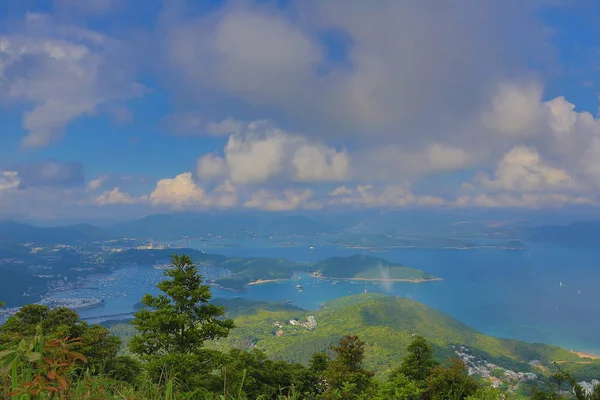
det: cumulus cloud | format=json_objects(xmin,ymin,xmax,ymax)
[
  {"xmin": 244, "ymin": 189, "xmax": 320, "ymax": 211},
  {"xmin": 482, "ymin": 81, "xmax": 545, "ymax": 135},
  {"xmin": 471, "ymin": 146, "xmax": 577, "ymax": 192},
  {"xmin": 95, "ymin": 187, "xmax": 143, "ymax": 205},
  {"xmin": 0, "ymin": 13, "xmax": 145, "ymax": 148},
  {"xmin": 196, "ymin": 121, "xmax": 350, "ymax": 185},
  {"xmin": 148, "ymin": 172, "xmax": 237, "ymax": 209}
]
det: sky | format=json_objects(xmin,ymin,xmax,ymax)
[{"xmin": 0, "ymin": 0, "xmax": 599, "ymax": 221}]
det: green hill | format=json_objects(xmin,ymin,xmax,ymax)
[
  {"xmin": 310, "ymin": 254, "xmax": 438, "ymax": 281},
  {"xmin": 209, "ymin": 293, "xmax": 600, "ymax": 380}
]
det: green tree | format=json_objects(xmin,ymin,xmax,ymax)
[
  {"xmin": 0, "ymin": 304, "xmax": 120, "ymax": 372},
  {"xmin": 129, "ymin": 254, "xmax": 234, "ymax": 357},
  {"xmin": 425, "ymin": 358, "xmax": 479, "ymax": 400},
  {"xmin": 310, "ymin": 351, "xmax": 331, "ymax": 374},
  {"xmin": 376, "ymin": 372, "xmax": 422, "ymax": 400},
  {"xmin": 323, "ymin": 335, "xmax": 375, "ymax": 399},
  {"xmin": 392, "ymin": 334, "xmax": 438, "ymax": 384}
]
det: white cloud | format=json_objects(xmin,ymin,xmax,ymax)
[
  {"xmin": 148, "ymin": 172, "xmax": 237, "ymax": 209},
  {"xmin": 329, "ymin": 185, "xmax": 445, "ymax": 208},
  {"xmin": 197, "ymin": 154, "xmax": 228, "ymax": 181},
  {"xmin": 292, "ymin": 144, "xmax": 350, "ymax": 182},
  {"xmin": 329, "ymin": 186, "xmax": 352, "ymax": 196},
  {"xmin": 149, "ymin": 173, "xmax": 206, "ymax": 208},
  {"xmin": 0, "ymin": 13, "xmax": 145, "ymax": 148},
  {"xmin": 196, "ymin": 121, "xmax": 350, "ymax": 185},
  {"xmin": 95, "ymin": 187, "xmax": 143, "ymax": 205},
  {"xmin": 482, "ymin": 81, "xmax": 544, "ymax": 135},
  {"xmin": 0, "ymin": 172, "xmax": 20, "ymax": 191},
  {"xmin": 244, "ymin": 188, "xmax": 320, "ymax": 211},
  {"xmin": 86, "ymin": 176, "xmax": 108, "ymax": 191},
  {"xmin": 472, "ymin": 146, "xmax": 577, "ymax": 192}
]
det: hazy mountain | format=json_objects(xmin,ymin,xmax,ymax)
[{"xmin": 529, "ymin": 221, "xmax": 600, "ymax": 244}]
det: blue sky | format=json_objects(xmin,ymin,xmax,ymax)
[{"xmin": 0, "ymin": 0, "xmax": 599, "ymax": 221}]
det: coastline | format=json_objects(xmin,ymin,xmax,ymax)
[
  {"xmin": 309, "ymin": 274, "xmax": 443, "ymax": 283},
  {"xmin": 248, "ymin": 278, "xmax": 289, "ymax": 285}
]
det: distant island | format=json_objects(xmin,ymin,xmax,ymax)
[{"xmin": 308, "ymin": 254, "xmax": 441, "ymax": 282}]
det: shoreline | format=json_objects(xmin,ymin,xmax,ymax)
[
  {"xmin": 248, "ymin": 278, "xmax": 289, "ymax": 285},
  {"xmin": 309, "ymin": 274, "xmax": 443, "ymax": 283}
]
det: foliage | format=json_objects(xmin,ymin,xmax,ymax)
[
  {"xmin": 392, "ymin": 334, "xmax": 439, "ymax": 384},
  {"xmin": 0, "ymin": 304, "xmax": 120, "ymax": 372},
  {"xmin": 424, "ymin": 358, "xmax": 479, "ymax": 400},
  {"xmin": 323, "ymin": 335, "xmax": 375, "ymax": 399},
  {"xmin": 129, "ymin": 254, "xmax": 235, "ymax": 358}
]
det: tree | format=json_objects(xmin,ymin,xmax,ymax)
[
  {"xmin": 424, "ymin": 358, "xmax": 479, "ymax": 400},
  {"xmin": 323, "ymin": 335, "xmax": 375, "ymax": 398},
  {"xmin": 376, "ymin": 372, "xmax": 422, "ymax": 400},
  {"xmin": 392, "ymin": 334, "xmax": 438, "ymax": 384},
  {"xmin": 129, "ymin": 254, "xmax": 234, "ymax": 358},
  {"xmin": 0, "ymin": 305, "xmax": 120, "ymax": 372}
]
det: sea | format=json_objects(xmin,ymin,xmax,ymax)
[{"xmin": 44, "ymin": 237, "xmax": 600, "ymax": 355}]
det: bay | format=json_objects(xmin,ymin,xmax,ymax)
[{"xmin": 49, "ymin": 239, "xmax": 600, "ymax": 355}]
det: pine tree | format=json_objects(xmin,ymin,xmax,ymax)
[
  {"xmin": 393, "ymin": 334, "xmax": 438, "ymax": 383},
  {"xmin": 129, "ymin": 254, "xmax": 234, "ymax": 358},
  {"xmin": 323, "ymin": 335, "xmax": 375, "ymax": 398}
]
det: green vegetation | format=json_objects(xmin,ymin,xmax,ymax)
[
  {"xmin": 207, "ymin": 293, "xmax": 598, "ymax": 380},
  {"xmin": 2, "ymin": 253, "xmax": 599, "ymax": 399}
]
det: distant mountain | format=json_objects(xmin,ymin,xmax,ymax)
[
  {"xmin": 529, "ymin": 221, "xmax": 600, "ymax": 244},
  {"xmin": 0, "ymin": 213, "xmax": 334, "ymax": 244},
  {"xmin": 107, "ymin": 212, "xmax": 334, "ymax": 240},
  {"xmin": 0, "ymin": 221, "xmax": 105, "ymax": 244}
]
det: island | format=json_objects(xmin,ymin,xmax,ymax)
[{"xmin": 309, "ymin": 254, "xmax": 441, "ymax": 282}]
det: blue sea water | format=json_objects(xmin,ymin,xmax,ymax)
[{"xmin": 54, "ymin": 239, "xmax": 600, "ymax": 355}]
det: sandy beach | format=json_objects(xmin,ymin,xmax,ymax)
[{"xmin": 248, "ymin": 278, "xmax": 288, "ymax": 285}]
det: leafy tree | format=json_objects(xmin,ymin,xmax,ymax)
[
  {"xmin": 424, "ymin": 358, "xmax": 479, "ymax": 400},
  {"xmin": 376, "ymin": 372, "xmax": 422, "ymax": 400},
  {"xmin": 323, "ymin": 335, "xmax": 375, "ymax": 399},
  {"xmin": 310, "ymin": 351, "xmax": 330, "ymax": 374},
  {"xmin": 392, "ymin": 334, "xmax": 438, "ymax": 384},
  {"xmin": 129, "ymin": 254, "xmax": 235, "ymax": 358},
  {"xmin": 467, "ymin": 385, "xmax": 515, "ymax": 400},
  {"xmin": 0, "ymin": 305, "xmax": 120, "ymax": 372},
  {"xmin": 219, "ymin": 348, "xmax": 318, "ymax": 399}
]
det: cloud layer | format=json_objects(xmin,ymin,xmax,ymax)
[{"xmin": 1, "ymin": 0, "xmax": 600, "ymax": 219}]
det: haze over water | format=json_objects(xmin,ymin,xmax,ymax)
[{"xmin": 60, "ymin": 239, "xmax": 600, "ymax": 355}]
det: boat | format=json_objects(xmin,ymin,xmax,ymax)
[{"xmin": 295, "ymin": 284, "xmax": 303, "ymax": 289}]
